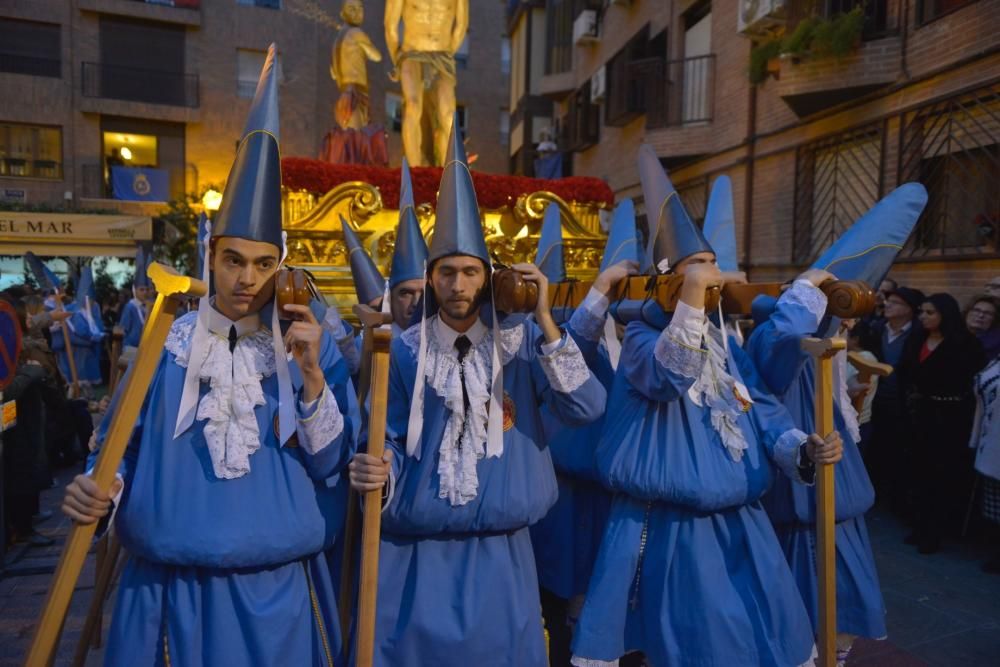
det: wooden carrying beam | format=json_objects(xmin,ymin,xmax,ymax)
[
  {"xmin": 23, "ymin": 264, "xmax": 206, "ymax": 667},
  {"xmin": 546, "ymin": 276, "xmax": 874, "ymax": 317},
  {"xmin": 351, "ymin": 304, "xmax": 393, "ymax": 667},
  {"xmin": 801, "ymin": 336, "xmax": 847, "ymax": 667}
]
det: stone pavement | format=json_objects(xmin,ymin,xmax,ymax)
[{"xmin": 2, "ymin": 469, "xmax": 999, "ymax": 666}]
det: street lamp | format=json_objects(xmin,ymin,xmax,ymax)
[{"xmin": 202, "ymin": 189, "xmax": 222, "ymax": 213}]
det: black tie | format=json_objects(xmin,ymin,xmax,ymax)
[
  {"xmin": 454, "ymin": 336, "xmax": 472, "ymax": 442},
  {"xmin": 228, "ymin": 325, "xmax": 238, "ymax": 353}
]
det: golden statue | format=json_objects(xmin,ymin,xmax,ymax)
[
  {"xmin": 331, "ymin": 0, "xmax": 382, "ymax": 130},
  {"xmin": 322, "ymin": 0, "xmax": 388, "ymax": 166},
  {"xmin": 384, "ymin": 0, "xmax": 468, "ymax": 166}
]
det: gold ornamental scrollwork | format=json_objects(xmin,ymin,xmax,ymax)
[
  {"xmin": 513, "ymin": 191, "xmax": 606, "ymax": 239},
  {"xmin": 290, "ymin": 181, "xmax": 384, "ymax": 229}
]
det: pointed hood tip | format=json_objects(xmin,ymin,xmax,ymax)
[
  {"xmin": 637, "ymin": 145, "xmax": 711, "ymax": 270},
  {"xmin": 536, "ymin": 203, "xmax": 566, "ymax": 283},
  {"xmin": 428, "ymin": 118, "xmax": 489, "ymax": 265},
  {"xmin": 600, "ymin": 199, "xmax": 640, "ymax": 272},
  {"xmin": 213, "ymin": 47, "xmax": 283, "ymax": 250},
  {"xmin": 341, "ymin": 214, "xmax": 386, "ymax": 305}
]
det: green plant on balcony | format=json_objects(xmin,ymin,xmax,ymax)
[{"xmin": 748, "ymin": 6, "xmax": 865, "ymax": 84}]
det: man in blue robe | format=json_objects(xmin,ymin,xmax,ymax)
[
  {"xmin": 570, "ymin": 145, "xmax": 842, "ymax": 667},
  {"xmin": 348, "ymin": 119, "xmax": 606, "ymax": 666},
  {"xmin": 745, "ymin": 183, "xmax": 927, "ymax": 664},
  {"xmin": 60, "ymin": 45, "xmax": 359, "ymax": 666},
  {"xmin": 119, "ymin": 245, "xmax": 153, "ymax": 353},
  {"xmin": 530, "ymin": 200, "xmax": 639, "ymax": 665},
  {"xmin": 66, "ymin": 265, "xmax": 106, "ymax": 386}
]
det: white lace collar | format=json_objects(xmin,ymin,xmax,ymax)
[
  {"xmin": 203, "ymin": 302, "xmax": 261, "ymax": 338},
  {"xmin": 433, "ymin": 315, "xmax": 488, "ymax": 351},
  {"xmin": 165, "ymin": 312, "xmax": 275, "ymax": 480}
]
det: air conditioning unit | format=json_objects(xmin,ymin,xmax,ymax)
[
  {"xmin": 590, "ymin": 66, "xmax": 607, "ymax": 103},
  {"xmin": 573, "ymin": 10, "xmax": 600, "ymax": 46},
  {"xmin": 737, "ymin": 0, "xmax": 787, "ymax": 35}
]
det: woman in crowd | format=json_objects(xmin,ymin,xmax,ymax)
[
  {"xmin": 965, "ymin": 295, "xmax": 1000, "ymax": 361},
  {"xmin": 971, "ymin": 350, "xmax": 1000, "ymax": 573},
  {"xmin": 900, "ymin": 293, "xmax": 986, "ymax": 554}
]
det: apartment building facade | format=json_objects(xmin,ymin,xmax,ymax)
[
  {"xmin": 0, "ymin": 0, "xmax": 510, "ymax": 213},
  {"xmin": 507, "ymin": 0, "xmax": 999, "ymax": 300}
]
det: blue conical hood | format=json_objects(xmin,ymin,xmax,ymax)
[
  {"xmin": 399, "ymin": 157, "xmax": 415, "ymax": 211},
  {"xmin": 24, "ymin": 251, "xmax": 61, "ymax": 291},
  {"xmin": 811, "ymin": 183, "xmax": 927, "ymax": 286},
  {"xmin": 428, "ymin": 115, "xmax": 489, "ymax": 266},
  {"xmin": 213, "ymin": 43, "xmax": 283, "ymax": 251},
  {"xmin": 389, "ymin": 209, "xmax": 429, "ymax": 289},
  {"xmin": 194, "ymin": 213, "xmax": 209, "ymax": 278},
  {"xmin": 638, "ymin": 144, "xmax": 712, "ymax": 271},
  {"xmin": 703, "ymin": 175, "xmax": 738, "ymax": 272},
  {"xmin": 75, "ymin": 266, "xmax": 95, "ymax": 309},
  {"xmin": 133, "ymin": 245, "xmax": 151, "ymax": 288},
  {"xmin": 341, "ymin": 215, "xmax": 385, "ymax": 304},
  {"xmin": 535, "ymin": 203, "xmax": 566, "ymax": 282},
  {"xmin": 390, "ymin": 159, "xmax": 429, "ymax": 288},
  {"xmin": 600, "ymin": 199, "xmax": 640, "ymax": 272}
]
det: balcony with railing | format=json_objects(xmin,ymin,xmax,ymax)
[
  {"xmin": 645, "ymin": 55, "xmax": 716, "ymax": 129},
  {"xmin": 77, "ymin": 0, "xmax": 202, "ymax": 26},
  {"xmin": 82, "ymin": 61, "xmax": 199, "ymax": 109},
  {"xmin": 776, "ymin": 0, "xmax": 901, "ymax": 116}
]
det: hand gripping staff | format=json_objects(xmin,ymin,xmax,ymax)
[
  {"xmin": 352, "ymin": 304, "xmax": 393, "ymax": 667},
  {"xmin": 23, "ymin": 263, "xmax": 207, "ymax": 667}
]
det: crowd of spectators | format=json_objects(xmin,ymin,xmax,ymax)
[
  {"xmin": 855, "ymin": 276, "xmax": 1000, "ymax": 569},
  {"xmin": 1, "ymin": 283, "xmax": 111, "ymax": 549}
]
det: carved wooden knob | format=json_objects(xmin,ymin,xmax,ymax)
[
  {"xmin": 821, "ymin": 279, "xmax": 876, "ymax": 318},
  {"xmin": 492, "ymin": 268, "xmax": 539, "ymax": 314},
  {"xmin": 276, "ymin": 269, "xmax": 313, "ymax": 319}
]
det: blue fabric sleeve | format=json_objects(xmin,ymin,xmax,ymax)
[{"xmin": 528, "ymin": 323, "xmax": 606, "ymax": 428}]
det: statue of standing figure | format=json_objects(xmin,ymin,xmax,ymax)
[
  {"xmin": 321, "ymin": 0, "xmax": 388, "ymax": 165},
  {"xmin": 384, "ymin": 0, "xmax": 469, "ymax": 167}
]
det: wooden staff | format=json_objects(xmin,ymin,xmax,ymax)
[
  {"xmin": 352, "ymin": 304, "xmax": 393, "ymax": 667},
  {"xmin": 23, "ymin": 263, "xmax": 206, "ymax": 667},
  {"xmin": 71, "ymin": 531, "xmax": 122, "ymax": 666},
  {"xmin": 53, "ymin": 290, "xmax": 80, "ymax": 398},
  {"xmin": 846, "ymin": 351, "xmax": 892, "ymax": 414},
  {"xmin": 801, "ymin": 337, "xmax": 847, "ymax": 667}
]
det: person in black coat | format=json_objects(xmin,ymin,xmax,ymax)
[{"xmin": 899, "ymin": 293, "xmax": 986, "ymax": 554}]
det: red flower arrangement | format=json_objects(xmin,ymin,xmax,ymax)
[{"xmin": 281, "ymin": 158, "xmax": 614, "ymax": 210}]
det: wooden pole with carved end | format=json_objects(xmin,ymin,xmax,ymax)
[
  {"xmin": 846, "ymin": 351, "xmax": 892, "ymax": 414},
  {"xmin": 53, "ymin": 290, "xmax": 80, "ymax": 398},
  {"xmin": 352, "ymin": 304, "xmax": 393, "ymax": 667},
  {"xmin": 801, "ymin": 337, "xmax": 847, "ymax": 667},
  {"xmin": 22, "ymin": 263, "xmax": 206, "ymax": 667},
  {"xmin": 337, "ymin": 336, "xmax": 371, "ymax": 644}
]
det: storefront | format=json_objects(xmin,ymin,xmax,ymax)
[{"xmin": 0, "ymin": 210, "xmax": 151, "ymax": 257}]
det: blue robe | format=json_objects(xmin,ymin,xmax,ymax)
[
  {"xmin": 745, "ymin": 282, "xmax": 886, "ymax": 639},
  {"xmin": 373, "ymin": 315, "xmax": 605, "ymax": 666},
  {"xmin": 531, "ymin": 302, "xmax": 615, "ymax": 601},
  {"xmin": 120, "ymin": 299, "xmax": 146, "ymax": 348},
  {"xmin": 573, "ymin": 307, "xmax": 816, "ymax": 667},
  {"xmin": 90, "ymin": 309, "xmax": 358, "ymax": 666},
  {"xmin": 51, "ymin": 303, "xmax": 103, "ymax": 384}
]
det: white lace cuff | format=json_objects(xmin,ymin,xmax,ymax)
[
  {"xmin": 295, "ymin": 386, "xmax": 344, "ymax": 456},
  {"xmin": 568, "ymin": 287, "xmax": 609, "ymax": 342},
  {"xmin": 336, "ymin": 331, "xmax": 362, "ymax": 375},
  {"xmin": 538, "ymin": 333, "xmax": 591, "ymax": 393},
  {"xmin": 781, "ymin": 280, "xmax": 828, "ymax": 327},
  {"xmin": 654, "ymin": 301, "xmax": 706, "ymax": 380},
  {"xmin": 571, "ymin": 657, "xmax": 619, "ymax": 667},
  {"xmin": 773, "ymin": 428, "xmax": 812, "ymax": 484}
]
